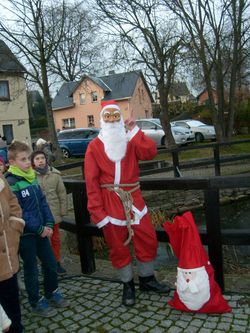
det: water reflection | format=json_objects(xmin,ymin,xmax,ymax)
[{"xmin": 193, "ymin": 198, "xmax": 250, "ymax": 229}]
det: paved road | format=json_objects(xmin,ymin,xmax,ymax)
[{"xmin": 20, "ymin": 274, "xmax": 250, "ymax": 333}]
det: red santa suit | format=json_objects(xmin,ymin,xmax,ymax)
[
  {"xmin": 163, "ymin": 211, "xmax": 231, "ymax": 313},
  {"xmin": 84, "ymin": 126, "xmax": 158, "ymax": 268}
]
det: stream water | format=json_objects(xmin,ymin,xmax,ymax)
[
  {"xmin": 156, "ymin": 197, "xmax": 250, "ymax": 268},
  {"xmin": 193, "ymin": 197, "xmax": 250, "ymax": 229}
]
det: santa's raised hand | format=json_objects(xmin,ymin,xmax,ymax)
[{"xmin": 124, "ymin": 110, "xmax": 136, "ymax": 131}]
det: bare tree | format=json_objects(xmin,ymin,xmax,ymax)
[
  {"xmin": 0, "ymin": 0, "xmax": 66, "ymax": 158},
  {"xmin": 94, "ymin": 0, "xmax": 184, "ymax": 148},
  {"xmin": 165, "ymin": 0, "xmax": 250, "ymax": 142},
  {"xmin": 47, "ymin": 1, "xmax": 103, "ymax": 82}
]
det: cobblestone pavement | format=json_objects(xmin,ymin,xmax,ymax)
[
  {"xmin": 21, "ymin": 274, "xmax": 250, "ymax": 333},
  {"xmin": 21, "ymin": 162, "xmax": 249, "ymax": 332}
]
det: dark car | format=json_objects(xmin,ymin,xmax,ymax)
[{"xmin": 57, "ymin": 128, "xmax": 99, "ymax": 158}]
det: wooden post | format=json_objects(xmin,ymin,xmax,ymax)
[
  {"xmin": 204, "ymin": 189, "xmax": 224, "ymax": 290},
  {"xmin": 213, "ymin": 145, "xmax": 221, "ymax": 176},
  {"xmin": 81, "ymin": 161, "xmax": 85, "ymax": 179},
  {"xmin": 172, "ymin": 150, "xmax": 181, "ymax": 177},
  {"xmin": 72, "ymin": 185, "xmax": 96, "ymax": 274}
]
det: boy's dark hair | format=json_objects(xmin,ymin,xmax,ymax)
[
  {"xmin": 8, "ymin": 141, "xmax": 31, "ymax": 160},
  {"xmin": 30, "ymin": 150, "xmax": 47, "ymax": 167}
]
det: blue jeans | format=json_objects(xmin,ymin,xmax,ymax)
[
  {"xmin": 19, "ymin": 235, "xmax": 58, "ymax": 306},
  {"xmin": 0, "ymin": 274, "xmax": 23, "ymax": 332}
]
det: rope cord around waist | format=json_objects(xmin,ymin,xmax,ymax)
[{"xmin": 100, "ymin": 182, "xmax": 140, "ymax": 245}]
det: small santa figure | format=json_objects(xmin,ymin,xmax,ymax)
[{"xmin": 163, "ymin": 211, "xmax": 231, "ymax": 313}]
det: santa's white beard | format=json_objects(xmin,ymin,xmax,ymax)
[
  {"xmin": 176, "ymin": 266, "xmax": 210, "ymax": 311},
  {"xmin": 100, "ymin": 118, "xmax": 128, "ymax": 162}
]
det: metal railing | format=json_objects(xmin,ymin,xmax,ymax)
[
  {"xmin": 165, "ymin": 138, "xmax": 250, "ymax": 177},
  {"xmin": 56, "ymin": 139, "xmax": 250, "ymax": 178}
]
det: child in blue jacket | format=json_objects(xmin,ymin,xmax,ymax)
[{"xmin": 5, "ymin": 141, "xmax": 68, "ymax": 318}]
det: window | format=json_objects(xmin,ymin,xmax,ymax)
[
  {"xmin": 141, "ymin": 121, "xmax": 158, "ymax": 130},
  {"xmin": 176, "ymin": 121, "xmax": 189, "ymax": 128},
  {"xmin": 136, "ymin": 121, "xmax": 142, "ymax": 129},
  {"xmin": 3, "ymin": 124, "xmax": 13, "ymax": 144},
  {"xmin": 80, "ymin": 93, "xmax": 86, "ymax": 105},
  {"xmin": 57, "ymin": 128, "xmax": 99, "ymax": 141},
  {"xmin": 74, "ymin": 130, "xmax": 90, "ymax": 139},
  {"xmin": 62, "ymin": 118, "xmax": 75, "ymax": 129},
  {"xmin": 145, "ymin": 110, "xmax": 149, "ymax": 118},
  {"xmin": 88, "ymin": 130, "xmax": 99, "ymax": 139},
  {"xmin": 91, "ymin": 91, "xmax": 98, "ymax": 102},
  {"xmin": 87, "ymin": 115, "xmax": 95, "ymax": 127},
  {"xmin": 0, "ymin": 81, "xmax": 10, "ymax": 100}
]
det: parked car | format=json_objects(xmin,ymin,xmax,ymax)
[
  {"xmin": 171, "ymin": 120, "xmax": 216, "ymax": 142},
  {"xmin": 57, "ymin": 128, "xmax": 100, "ymax": 158},
  {"xmin": 135, "ymin": 118, "xmax": 194, "ymax": 146}
]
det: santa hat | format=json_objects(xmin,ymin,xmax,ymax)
[{"xmin": 100, "ymin": 100, "xmax": 120, "ymax": 114}]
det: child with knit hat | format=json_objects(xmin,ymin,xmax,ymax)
[{"xmin": 31, "ymin": 150, "xmax": 67, "ymax": 275}]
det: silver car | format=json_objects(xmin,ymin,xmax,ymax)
[
  {"xmin": 135, "ymin": 118, "xmax": 193, "ymax": 146},
  {"xmin": 171, "ymin": 120, "xmax": 216, "ymax": 142}
]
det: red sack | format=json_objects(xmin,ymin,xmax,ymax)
[{"xmin": 163, "ymin": 211, "xmax": 231, "ymax": 313}]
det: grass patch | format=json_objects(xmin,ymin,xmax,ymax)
[{"xmin": 155, "ymin": 135, "xmax": 250, "ymax": 162}]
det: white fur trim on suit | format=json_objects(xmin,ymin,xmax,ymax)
[
  {"xmin": 126, "ymin": 125, "xmax": 140, "ymax": 141},
  {"xmin": 96, "ymin": 205, "xmax": 148, "ymax": 228},
  {"xmin": 96, "ymin": 216, "xmax": 110, "ymax": 228},
  {"xmin": 101, "ymin": 104, "xmax": 120, "ymax": 113},
  {"xmin": 114, "ymin": 161, "xmax": 121, "ymax": 185}
]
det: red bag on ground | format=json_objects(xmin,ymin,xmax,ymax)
[{"xmin": 163, "ymin": 211, "xmax": 231, "ymax": 313}]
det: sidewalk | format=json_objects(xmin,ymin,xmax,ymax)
[
  {"xmin": 20, "ymin": 271, "xmax": 250, "ymax": 333},
  {"xmin": 19, "ymin": 252, "xmax": 250, "ymax": 333}
]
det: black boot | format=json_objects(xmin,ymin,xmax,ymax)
[
  {"xmin": 139, "ymin": 275, "xmax": 170, "ymax": 294},
  {"xmin": 122, "ymin": 279, "xmax": 135, "ymax": 306}
]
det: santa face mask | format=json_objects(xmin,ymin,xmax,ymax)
[
  {"xmin": 100, "ymin": 109, "xmax": 127, "ymax": 162},
  {"xmin": 102, "ymin": 109, "xmax": 121, "ymax": 123},
  {"xmin": 176, "ymin": 266, "xmax": 210, "ymax": 311}
]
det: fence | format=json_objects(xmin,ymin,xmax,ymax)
[
  {"xmin": 61, "ymin": 174, "xmax": 250, "ymax": 292},
  {"xmin": 160, "ymin": 138, "xmax": 250, "ymax": 177},
  {"xmin": 56, "ymin": 139, "xmax": 250, "ymax": 178}
]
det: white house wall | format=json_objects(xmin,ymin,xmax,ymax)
[{"xmin": 0, "ymin": 74, "xmax": 31, "ymax": 145}]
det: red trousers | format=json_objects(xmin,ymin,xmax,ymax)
[
  {"xmin": 103, "ymin": 212, "xmax": 157, "ymax": 269},
  {"xmin": 51, "ymin": 223, "xmax": 61, "ymax": 262}
]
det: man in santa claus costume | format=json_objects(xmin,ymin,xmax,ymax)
[{"xmin": 84, "ymin": 100, "xmax": 170, "ymax": 306}]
